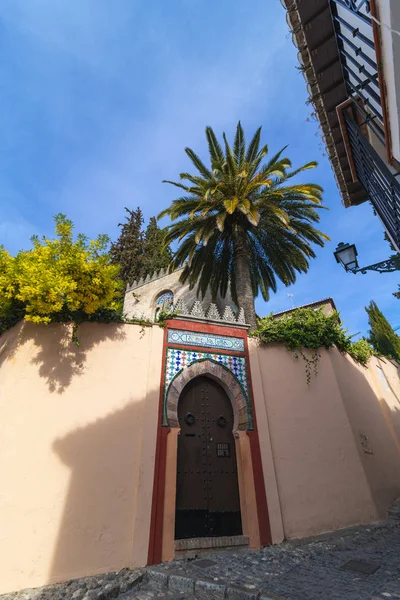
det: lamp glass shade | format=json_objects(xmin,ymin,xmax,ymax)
[{"xmin": 334, "ymin": 242, "xmax": 358, "ymax": 271}]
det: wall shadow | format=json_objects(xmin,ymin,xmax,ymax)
[
  {"xmin": 330, "ymin": 350, "xmax": 400, "ymax": 517},
  {"xmin": 49, "ymin": 399, "xmax": 148, "ymax": 584},
  {"xmin": 378, "ymin": 358, "xmax": 400, "ymax": 455},
  {"xmin": 0, "ymin": 319, "xmax": 164, "ymax": 593},
  {"xmin": 47, "ymin": 350, "xmax": 400, "ymax": 586},
  {"xmin": 0, "ymin": 321, "xmax": 126, "ymax": 393},
  {"xmin": 0, "ymin": 321, "xmax": 23, "ymax": 367}
]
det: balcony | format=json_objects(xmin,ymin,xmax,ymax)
[
  {"xmin": 284, "ymin": 0, "xmax": 400, "ymax": 248},
  {"xmin": 330, "ymin": 0, "xmax": 386, "ymax": 146},
  {"xmin": 341, "ymin": 103, "xmax": 400, "ymax": 250}
]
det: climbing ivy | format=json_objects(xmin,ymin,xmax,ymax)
[
  {"xmin": 348, "ymin": 338, "xmax": 376, "ymax": 365},
  {"xmin": 254, "ymin": 308, "xmax": 375, "ymax": 383},
  {"xmin": 156, "ymin": 308, "xmax": 180, "ymax": 327},
  {"xmin": 50, "ymin": 307, "xmax": 153, "ymax": 345}
]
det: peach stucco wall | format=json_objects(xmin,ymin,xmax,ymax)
[
  {"xmin": 1, "ymin": 320, "xmax": 400, "ymax": 595},
  {"xmin": 250, "ymin": 341, "xmax": 400, "ymax": 541},
  {"xmin": 369, "ymin": 356, "xmax": 400, "ymax": 451},
  {"xmin": 331, "ymin": 351, "xmax": 400, "ymax": 516},
  {"xmin": 0, "ymin": 321, "xmax": 163, "ymax": 594}
]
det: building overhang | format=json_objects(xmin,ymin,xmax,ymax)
[{"xmin": 285, "ymin": 0, "xmax": 367, "ymax": 207}]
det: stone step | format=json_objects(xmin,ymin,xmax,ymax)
[
  {"xmin": 174, "ymin": 535, "xmax": 249, "ymax": 553},
  {"xmin": 144, "ymin": 567, "xmax": 273, "ymax": 600},
  {"xmin": 119, "ymin": 578, "xmax": 196, "ymax": 599}
]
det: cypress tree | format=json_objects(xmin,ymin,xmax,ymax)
[
  {"xmin": 366, "ymin": 300, "xmax": 400, "ymax": 361},
  {"xmin": 110, "ymin": 207, "xmax": 145, "ymax": 285},
  {"xmin": 142, "ymin": 217, "xmax": 172, "ymax": 276}
]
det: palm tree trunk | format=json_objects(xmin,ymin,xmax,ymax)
[{"xmin": 234, "ymin": 227, "xmax": 257, "ymax": 330}]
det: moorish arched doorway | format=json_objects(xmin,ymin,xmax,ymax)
[
  {"xmin": 151, "ymin": 357, "xmax": 271, "ymax": 563},
  {"xmin": 175, "ymin": 376, "xmax": 242, "ymax": 540}
]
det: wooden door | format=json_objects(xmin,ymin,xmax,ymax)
[{"xmin": 175, "ymin": 375, "xmax": 242, "ymax": 540}]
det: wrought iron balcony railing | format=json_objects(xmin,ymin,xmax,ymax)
[
  {"xmin": 343, "ymin": 107, "xmax": 400, "ymax": 250},
  {"xmin": 330, "ymin": 0, "xmax": 386, "ymax": 145},
  {"xmin": 331, "ymin": 0, "xmax": 372, "ymax": 24}
]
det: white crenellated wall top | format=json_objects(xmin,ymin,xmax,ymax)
[
  {"xmin": 126, "ymin": 267, "xmax": 184, "ymax": 292},
  {"xmin": 172, "ymin": 299, "xmax": 247, "ymax": 326},
  {"xmin": 123, "ymin": 266, "xmax": 240, "ymax": 323}
]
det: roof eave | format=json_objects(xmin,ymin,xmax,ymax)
[{"xmin": 285, "ymin": 0, "xmax": 364, "ymax": 208}]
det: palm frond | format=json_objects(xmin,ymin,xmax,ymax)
[
  {"xmin": 282, "ymin": 161, "xmax": 318, "ymax": 182},
  {"xmin": 233, "ymin": 121, "xmax": 246, "ymax": 169},
  {"xmin": 224, "ymin": 197, "xmax": 239, "ymax": 214},
  {"xmin": 162, "ymin": 180, "xmax": 191, "ymax": 192},
  {"xmin": 222, "ymin": 133, "xmax": 237, "ymax": 179},
  {"xmin": 206, "ymin": 126, "xmax": 225, "ymax": 168},
  {"xmin": 185, "ymin": 148, "xmax": 214, "ymax": 180},
  {"xmin": 245, "ymin": 127, "xmax": 262, "ymax": 163}
]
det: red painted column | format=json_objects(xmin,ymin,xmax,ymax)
[
  {"xmin": 247, "ymin": 431, "xmax": 272, "ymax": 545},
  {"xmin": 147, "ymin": 327, "xmax": 169, "ymax": 565},
  {"xmin": 244, "ymin": 334, "xmax": 272, "ymax": 546}
]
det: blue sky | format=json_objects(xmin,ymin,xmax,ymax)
[{"xmin": 0, "ymin": 0, "xmax": 398, "ymax": 336}]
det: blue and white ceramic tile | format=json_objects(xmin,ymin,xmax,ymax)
[
  {"xmin": 165, "ymin": 347, "xmax": 248, "ymax": 397},
  {"xmin": 167, "ymin": 329, "xmax": 245, "ymax": 352}
]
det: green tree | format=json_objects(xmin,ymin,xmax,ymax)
[
  {"xmin": 0, "ymin": 214, "xmax": 122, "ymax": 327},
  {"xmin": 366, "ymin": 300, "xmax": 400, "ymax": 361},
  {"xmin": 159, "ymin": 122, "xmax": 329, "ymax": 329},
  {"xmin": 142, "ymin": 217, "xmax": 172, "ymax": 276},
  {"xmin": 110, "ymin": 207, "xmax": 145, "ymax": 285}
]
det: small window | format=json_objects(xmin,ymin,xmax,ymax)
[
  {"xmin": 154, "ymin": 290, "xmax": 174, "ymax": 320},
  {"xmin": 377, "ymin": 366, "xmax": 390, "ymax": 392}
]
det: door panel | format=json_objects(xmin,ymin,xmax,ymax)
[
  {"xmin": 175, "ymin": 375, "xmax": 242, "ymax": 540},
  {"xmin": 175, "ymin": 380, "xmax": 207, "ymax": 512}
]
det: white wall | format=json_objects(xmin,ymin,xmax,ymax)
[
  {"xmin": 379, "ymin": 0, "xmax": 400, "ymax": 162},
  {"xmin": 124, "ymin": 269, "xmax": 234, "ymax": 321}
]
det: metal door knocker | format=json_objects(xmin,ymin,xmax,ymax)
[
  {"xmin": 217, "ymin": 415, "xmax": 227, "ymax": 428},
  {"xmin": 185, "ymin": 412, "xmax": 196, "ymax": 426}
]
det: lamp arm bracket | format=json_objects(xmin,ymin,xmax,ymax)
[{"xmin": 352, "ymin": 255, "xmax": 400, "ymax": 274}]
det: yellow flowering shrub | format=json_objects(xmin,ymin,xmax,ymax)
[
  {"xmin": 0, "ymin": 214, "xmax": 122, "ymax": 327},
  {"xmin": 0, "ymin": 247, "xmax": 16, "ymax": 321}
]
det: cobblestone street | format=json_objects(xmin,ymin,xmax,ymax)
[
  {"xmin": 3, "ymin": 514, "xmax": 400, "ymax": 600},
  {"xmin": 125, "ymin": 516, "xmax": 400, "ymax": 600}
]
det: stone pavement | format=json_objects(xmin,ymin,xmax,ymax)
[
  {"xmin": 0, "ymin": 571, "xmax": 145, "ymax": 600},
  {"xmin": 2, "ymin": 510, "xmax": 400, "ymax": 600},
  {"xmin": 126, "ymin": 515, "xmax": 400, "ymax": 600}
]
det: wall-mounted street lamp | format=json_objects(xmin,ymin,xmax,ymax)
[{"xmin": 334, "ymin": 242, "xmax": 400, "ymax": 274}]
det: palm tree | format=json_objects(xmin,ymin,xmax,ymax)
[{"xmin": 159, "ymin": 122, "xmax": 329, "ymax": 329}]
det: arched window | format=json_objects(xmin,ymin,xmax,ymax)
[{"xmin": 154, "ymin": 290, "xmax": 174, "ymax": 321}]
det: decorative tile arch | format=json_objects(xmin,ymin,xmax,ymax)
[
  {"xmin": 154, "ymin": 290, "xmax": 174, "ymax": 321},
  {"xmin": 164, "ymin": 358, "xmax": 252, "ymax": 431}
]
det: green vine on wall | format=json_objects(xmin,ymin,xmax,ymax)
[
  {"xmin": 156, "ymin": 308, "xmax": 180, "ymax": 327},
  {"xmin": 253, "ymin": 308, "xmax": 375, "ymax": 384},
  {"xmin": 0, "ymin": 303, "xmax": 155, "ymax": 346},
  {"xmin": 292, "ymin": 349, "xmax": 321, "ymax": 385}
]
